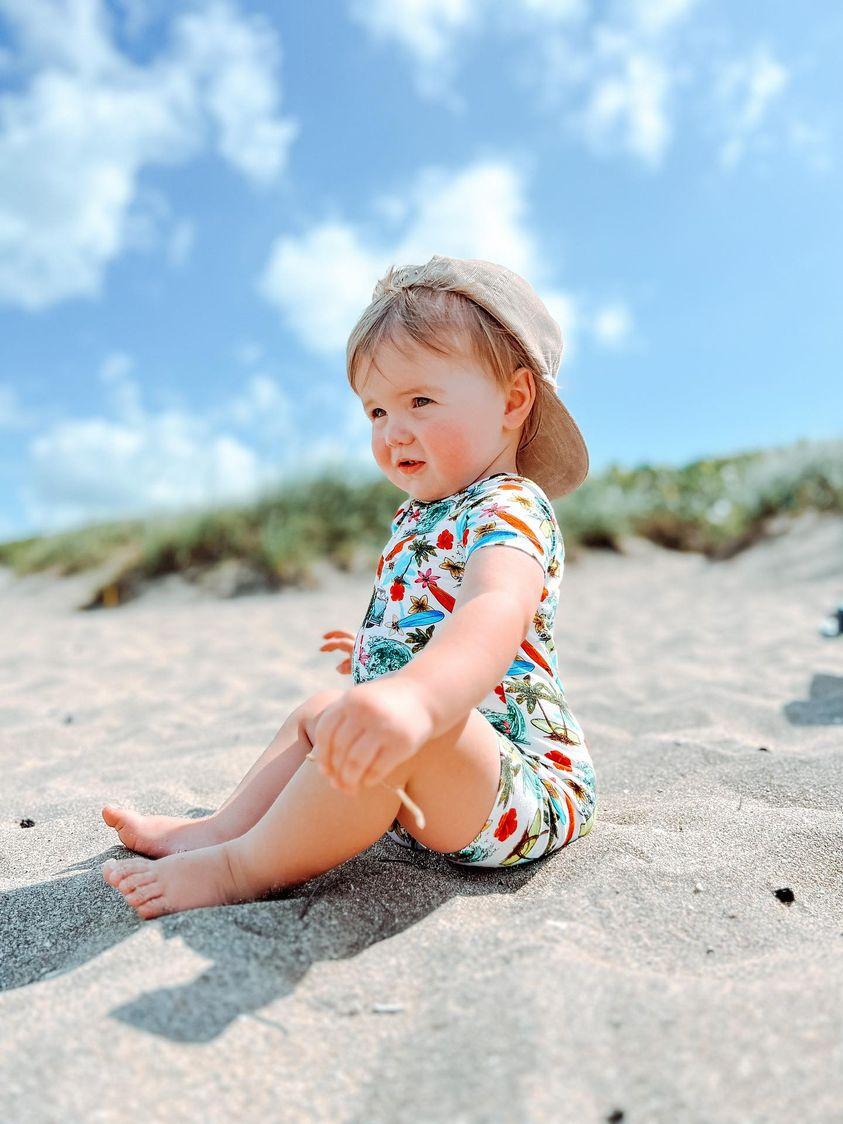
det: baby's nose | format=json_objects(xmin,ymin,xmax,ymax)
[{"xmin": 386, "ymin": 424, "xmax": 413, "ymax": 445}]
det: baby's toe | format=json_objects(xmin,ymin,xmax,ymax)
[
  {"xmin": 102, "ymin": 857, "xmax": 151, "ymax": 888},
  {"xmin": 125, "ymin": 881, "xmax": 163, "ymax": 908},
  {"xmin": 136, "ymin": 895, "xmax": 168, "ymax": 920},
  {"xmin": 120, "ymin": 871, "xmax": 156, "ymax": 895}
]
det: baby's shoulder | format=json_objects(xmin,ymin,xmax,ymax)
[{"xmin": 462, "ymin": 472, "xmax": 555, "ymax": 519}]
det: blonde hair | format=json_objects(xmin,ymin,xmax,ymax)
[{"xmin": 346, "ymin": 263, "xmax": 543, "ymax": 467}]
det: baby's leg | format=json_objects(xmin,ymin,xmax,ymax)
[
  {"xmin": 102, "ymin": 708, "xmax": 502, "ymax": 919},
  {"xmin": 103, "ymin": 748, "xmax": 407, "ymax": 917},
  {"xmin": 102, "ymin": 688, "xmax": 347, "ymax": 857}
]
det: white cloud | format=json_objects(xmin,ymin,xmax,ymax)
[
  {"xmin": 532, "ymin": 3, "xmax": 702, "ymax": 168},
  {"xmin": 21, "ymin": 373, "xmax": 275, "ymax": 530},
  {"xmin": 624, "ymin": 0, "xmax": 698, "ymax": 37},
  {"xmin": 541, "ymin": 291, "xmax": 581, "ymax": 368},
  {"xmin": 577, "ymin": 32, "xmax": 673, "ymax": 165},
  {"xmin": 349, "ymin": 0, "xmax": 814, "ymax": 174},
  {"xmin": 348, "ymin": 0, "xmax": 475, "ymax": 66},
  {"xmin": 0, "ymin": 0, "xmax": 297, "ymax": 311},
  {"xmin": 170, "ymin": 3, "xmax": 298, "ymax": 184},
  {"xmin": 258, "ymin": 156, "xmax": 632, "ymax": 374},
  {"xmin": 259, "ymin": 161, "xmax": 549, "ymax": 356},
  {"xmin": 591, "ymin": 301, "xmax": 633, "ymax": 348},
  {"xmin": 347, "ymin": 0, "xmax": 476, "ymax": 108},
  {"xmin": 17, "ymin": 354, "xmax": 371, "ymax": 535},
  {"xmin": 258, "ymin": 221, "xmax": 384, "ymax": 357},
  {"xmin": 24, "ymin": 412, "xmax": 265, "ymax": 532},
  {"xmin": 349, "ymin": 0, "xmax": 696, "ymax": 164},
  {"xmin": 519, "ymin": 0, "xmax": 586, "ymax": 19},
  {"xmin": 713, "ymin": 45, "xmax": 790, "ymax": 170},
  {"xmin": 222, "ymin": 372, "xmax": 294, "ymax": 439}
]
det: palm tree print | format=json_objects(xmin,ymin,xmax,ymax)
[
  {"xmin": 506, "ymin": 674, "xmax": 582, "ymax": 746},
  {"xmin": 404, "ymin": 624, "xmax": 435, "ymax": 653},
  {"xmin": 409, "ymin": 536, "xmax": 439, "ymax": 568}
]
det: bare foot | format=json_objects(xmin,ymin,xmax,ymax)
[
  {"xmin": 101, "ymin": 805, "xmax": 225, "ymax": 857},
  {"xmin": 102, "ymin": 841, "xmax": 254, "ymax": 919}
]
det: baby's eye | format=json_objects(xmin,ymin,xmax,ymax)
[{"xmin": 369, "ymin": 396, "xmax": 432, "ymax": 419}]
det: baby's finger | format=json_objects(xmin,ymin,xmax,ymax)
[
  {"xmin": 357, "ymin": 756, "xmax": 386, "ymax": 789},
  {"xmin": 357, "ymin": 749, "xmax": 401, "ymax": 790},
  {"xmin": 311, "ymin": 710, "xmax": 343, "ymax": 787},
  {"xmin": 336, "ymin": 736, "xmax": 377, "ymax": 793},
  {"xmin": 325, "ymin": 717, "xmax": 361, "ymax": 790}
]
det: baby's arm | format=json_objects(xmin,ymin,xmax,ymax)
[{"xmin": 397, "ymin": 546, "xmax": 544, "ymax": 740}]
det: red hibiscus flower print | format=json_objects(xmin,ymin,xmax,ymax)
[
  {"xmin": 494, "ymin": 807, "xmax": 518, "ymax": 841},
  {"xmin": 389, "ymin": 580, "xmax": 405, "ymax": 601},
  {"xmin": 462, "ymin": 527, "xmax": 469, "ymax": 546},
  {"xmin": 545, "ymin": 750, "xmax": 573, "ymax": 770},
  {"xmin": 494, "ymin": 684, "xmax": 506, "ymax": 704},
  {"xmin": 437, "ymin": 528, "xmax": 454, "ymax": 550}
]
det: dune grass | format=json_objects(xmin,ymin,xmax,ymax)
[
  {"xmin": 559, "ymin": 436, "xmax": 842, "ymax": 558},
  {"xmin": 0, "ymin": 436, "xmax": 839, "ymax": 608}
]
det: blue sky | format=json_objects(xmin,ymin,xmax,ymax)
[{"xmin": 0, "ymin": 0, "xmax": 840, "ymax": 541}]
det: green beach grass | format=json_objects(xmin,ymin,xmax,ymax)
[{"xmin": 0, "ymin": 436, "xmax": 839, "ymax": 609}]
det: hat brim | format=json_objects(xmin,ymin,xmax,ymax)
[{"xmin": 517, "ymin": 380, "xmax": 589, "ymax": 500}]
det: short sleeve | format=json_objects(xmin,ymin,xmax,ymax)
[{"xmin": 460, "ymin": 477, "xmax": 557, "ymax": 578}]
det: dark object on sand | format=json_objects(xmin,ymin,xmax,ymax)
[
  {"xmin": 19, "ymin": 818, "xmax": 35, "ymax": 828},
  {"xmin": 818, "ymin": 602, "xmax": 843, "ymax": 638},
  {"xmin": 774, "ymin": 887, "xmax": 795, "ymax": 905}
]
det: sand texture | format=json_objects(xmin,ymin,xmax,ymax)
[{"xmin": 1, "ymin": 511, "xmax": 842, "ymax": 1123}]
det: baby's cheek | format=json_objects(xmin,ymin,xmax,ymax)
[
  {"xmin": 371, "ymin": 433, "xmax": 391, "ymax": 468},
  {"xmin": 428, "ymin": 420, "xmax": 470, "ymax": 464}
]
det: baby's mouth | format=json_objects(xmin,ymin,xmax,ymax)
[{"xmin": 397, "ymin": 460, "xmax": 425, "ymax": 472}]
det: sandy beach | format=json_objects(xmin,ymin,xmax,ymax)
[{"xmin": 2, "ymin": 510, "xmax": 842, "ymax": 1123}]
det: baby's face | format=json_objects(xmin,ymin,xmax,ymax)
[{"xmin": 357, "ymin": 336, "xmax": 516, "ymax": 501}]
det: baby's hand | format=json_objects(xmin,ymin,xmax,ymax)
[
  {"xmin": 308, "ymin": 679, "xmax": 434, "ymax": 796},
  {"xmin": 319, "ymin": 629, "xmax": 355, "ymax": 675}
]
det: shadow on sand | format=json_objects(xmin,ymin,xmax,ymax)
[
  {"xmin": 784, "ymin": 673, "xmax": 843, "ymax": 726},
  {"xmin": 1, "ymin": 819, "xmax": 541, "ymax": 1043}
]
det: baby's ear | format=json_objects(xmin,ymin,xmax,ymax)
[{"xmin": 505, "ymin": 367, "xmax": 536, "ymax": 427}]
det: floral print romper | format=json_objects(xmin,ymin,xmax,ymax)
[{"xmin": 351, "ymin": 470, "xmax": 598, "ymax": 868}]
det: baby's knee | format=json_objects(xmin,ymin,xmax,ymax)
[{"xmin": 297, "ymin": 687, "xmax": 346, "ymax": 743}]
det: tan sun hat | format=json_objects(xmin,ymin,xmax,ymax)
[{"xmin": 371, "ymin": 253, "xmax": 589, "ymax": 500}]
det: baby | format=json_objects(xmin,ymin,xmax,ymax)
[{"xmin": 101, "ymin": 254, "xmax": 598, "ymax": 919}]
